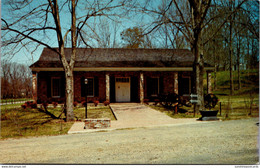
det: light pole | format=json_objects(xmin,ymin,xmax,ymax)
[{"xmin": 84, "ymin": 78, "xmax": 88, "ymax": 119}]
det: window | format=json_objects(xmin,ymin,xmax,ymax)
[
  {"xmin": 181, "ymin": 77, "xmax": 191, "ymax": 95},
  {"xmin": 116, "ymin": 77, "xmax": 130, "ymax": 83},
  {"xmin": 150, "ymin": 77, "xmax": 159, "ymax": 96},
  {"xmin": 52, "ymin": 77, "xmax": 61, "ymax": 98},
  {"xmin": 86, "ymin": 78, "xmax": 94, "ymax": 97}
]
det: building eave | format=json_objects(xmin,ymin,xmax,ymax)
[{"xmin": 30, "ymin": 67, "xmax": 215, "ymax": 72}]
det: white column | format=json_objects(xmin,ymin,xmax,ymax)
[
  {"xmin": 140, "ymin": 72, "xmax": 144, "ymax": 104},
  {"xmin": 32, "ymin": 72, "xmax": 37, "ymax": 102},
  {"xmin": 106, "ymin": 73, "xmax": 110, "ymax": 101},
  {"xmin": 173, "ymin": 72, "xmax": 178, "ymax": 94},
  {"xmin": 207, "ymin": 72, "xmax": 212, "ymax": 94}
]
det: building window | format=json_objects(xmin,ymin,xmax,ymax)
[
  {"xmin": 150, "ymin": 77, "xmax": 159, "ymax": 96},
  {"xmin": 52, "ymin": 77, "xmax": 61, "ymax": 98},
  {"xmin": 182, "ymin": 76, "xmax": 191, "ymax": 95},
  {"xmin": 86, "ymin": 78, "xmax": 94, "ymax": 97}
]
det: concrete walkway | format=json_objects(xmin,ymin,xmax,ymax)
[{"xmin": 68, "ymin": 103, "xmax": 199, "ymax": 134}]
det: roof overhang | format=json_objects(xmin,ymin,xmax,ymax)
[{"xmin": 31, "ymin": 67, "xmax": 215, "ymax": 72}]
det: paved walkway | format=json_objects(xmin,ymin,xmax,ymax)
[{"xmin": 68, "ymin": 103, "xmax": 199, "ymax": 134}]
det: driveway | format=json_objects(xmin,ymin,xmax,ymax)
[
  {"xmin": 0, "ymin": 118, "xmax": 258, "ymax": 164},
  {"xmin": 68, "ymin": 103, "xmax": 198, "ymax": 133}
]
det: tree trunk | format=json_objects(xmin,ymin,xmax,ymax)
[
  {"xmin": 213, "ymin": 40, "xmax": 217, "ymax": 90},
  {"xmin": 237, "ymin": 36, "xmax": 241, "ymax": 90},
  {"xmin": 65, "ymin": 70, "xmax": 74, "ymax": 121},
  {"xmin": 229, "ymin": 17, "xmax": 234, "ymax": 95},
  {"xmin": 192, "ymin": 32, "xmax": 205, "ymax": 114}
]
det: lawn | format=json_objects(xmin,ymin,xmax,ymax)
[
  {"xmin": 1, "ymin": 98, "xmax": 32, "ymax": 105},
  {"xmin": 0, "ymin": 104, "xmax": 115, "ymax": 139},
  {"xmin": 148, "ymin": 93, "xmax": 259, "ymax": 121},
  {"xmin": 149, "ymin": 69, "xmax": 259, "ymax": 121}
]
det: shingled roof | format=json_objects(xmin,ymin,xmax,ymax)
[{"xmin": 30, "ymin": 48, "xmax": 209, "ymax": 68}]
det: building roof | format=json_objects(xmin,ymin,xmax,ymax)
[{"xmin": 30, "ymin": 48, "xmax": 212, "ymax": 69}]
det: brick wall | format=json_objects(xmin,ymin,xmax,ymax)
[
  {"xmin": 84, "ymin": 118, "xmax": 111, "ymax": 129},
  {"xmin": 143, "ymin": 71, "xmax": 176, "ymax": 100},
  {"xmin": 36, "ymin": 71, "xmax": 190, "ymax": 103}
]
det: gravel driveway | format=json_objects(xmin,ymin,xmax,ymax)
[{"xmin": 0, "ymin": 118, "xmax": 259, "ymax": 164}]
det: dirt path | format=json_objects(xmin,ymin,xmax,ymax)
[{"xmin": 0, "ymin": 118, "xmax": 258, "ymax": 164}]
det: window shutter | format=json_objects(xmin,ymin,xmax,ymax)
[
  {"xmin": 60, "ymin": 76, "xmax": 65, "ymax": 97},
  {"xmin": 94, "ymin": 76, "xmax": 99, "ymax": 97},
  {"xmin": 81, "ymin": 77, "xmax": 86, "ymax": 97},
  {"xmin": 47, "ymin": 76, "xmax": 51, "ymax": 98},
  {"xmin": 159, "ymin": 77, "xmax": 164, "ymax": 95}
]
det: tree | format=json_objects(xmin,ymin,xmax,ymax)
[
  {"xmin": 136, "ymin": 0, "xmax": 247, "ymax": 113},
  {"xmin": 2, "ymin": 0, "xmax": 127, "ymax": 121},
  {"xmin": 121, "ymin": 27, "xmax": 145, "ymax": 48},
  {"xmin": 1, "ymin": 60, "xmax": 32, "ymax": 98}
]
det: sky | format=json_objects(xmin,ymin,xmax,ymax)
[{"xmin": 1, "ymin": 0, "xmax": 159, "ymax": 66}]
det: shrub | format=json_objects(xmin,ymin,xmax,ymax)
[
  {"xmin": 42, "ymin": 102, "xmax": 48, "ymax": 109},
  {"xmin": 52, "ymin": 102, "xmax": 58, "ymax": 108},
  {"xmin": 103, "ymin": 100, "xmax": 110, "ymax": 106},
  {"xmin": 143, "ymin": 99, "xmax": 149, "ymax": 105},
  {"xmin": 73, "ymin": 101, "xmax": 78, "ymax": 107},
  {"xmin": 204, "ymin": 93, "xmax": 219, "ymax": 110},
  {"xmin": 30, "ymin": 102, "xmax": 37, "ymax": 108},
  {"xmin": 81, "ymin": 101, "xmax": 87, "ymax": 106},
  {"xmin": 25, "ymin": 101, "xmax": 32, "ymax": 106},
  {"xmin": 159, "ymin": 93, "xmax": 179, "ymax": 107},
  {"xmin": 154, "ymin": 99, "xmax": 160, "ymax": 105},
  {"xmin": 21, "ymin": 104, "xmax": 27, "ymax": 109},
  {"xmin": 94, "ymin": 100, "xmax": 99, "ymax": 107}
]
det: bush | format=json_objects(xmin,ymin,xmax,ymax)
[
  {"xmin": 81, "ymin": 101, "xmax": 87, "ymax": 106},
  {"xmin": 30, "ymin": 102, "xmax": 37, "ymax": 108},
  {"xmin": 94, "ymin": 100, "xmax": 99, "ymax": 107},
  {"xmin": 21, "ymin": 104, "xmax": 27, "ymax": 109},
  {"xmin": 52, "ymin": 102, "xmax": 58, "ymax": 108},
  {"xmin": 204, "ymin": 93, "xmax": 219, "ymax": 110},
  {"xmin": 159, "ymin": 93, "xmax": 179, "ymax": 107},
  {"xmin": 104, "ymin": 100, "xmax": 110, "ymax": 106},
  {"xmin": 143, "ymin": 99, "xmax": 149, "ymax": 105},
  {"xmin": 25, "ymin": 101, "xmax": 37, "ymax": 108},
  {"xmin": 73, "ymin": 101, "xmax": 78, "ymax": 107},
  {"xmin": 154, "ymin": 99, "xmax": 160, "ymax": 105},
  {"xmin": 42, "ymin": 102, "xmax": 48, "ymax": 109}
]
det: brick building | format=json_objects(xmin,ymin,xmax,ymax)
[{"xmin": 30, "ymin": 48, "xmax": 214, "ymax": 103}]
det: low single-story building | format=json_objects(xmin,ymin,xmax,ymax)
[{"xmin": 30, "ymin": 48, "xmax": 214, "ymax": 103}]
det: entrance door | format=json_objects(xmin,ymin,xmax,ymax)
[{"xmin": 115, "ymin": 77, "xmax": 130, "ymax": 102}]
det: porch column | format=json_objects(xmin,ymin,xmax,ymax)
[
  {"xmin": 173, "ymin": 72, "xmax": 178, "ymax": 94},
  {"xmin": 140, "ymin": 72, "xmax": 144, "ymax": 104},
  {"xmin": 207, "ymin": 71, "xmax": 212, "ymax": 94},
  {"xmin": 32, "ymin": 72, "xmax": 37, "ymax": 102},
  {"xmin": 105, "ymin": 73, "xmax": 110, "ymax": 101}
]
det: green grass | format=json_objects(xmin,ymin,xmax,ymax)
[
  {"xmin": 1, "ymin": 98, "xmax": 32, "ymax": 104},
  {"xmin": 73, "ymin": 105, "xmax": 116, "ymax": 121},
  {"xmin": 0, "ymin": 105, "xmax": 115, "ymax": 139},
  {"xmin": 0, "ymin": 103, "xmax": 24, "ymax": 109},
  {"xmin": 208, "ymin": 69, "xmax": 259, "ymax": 96},
  {"xmin": 149, "ymin": 69, "xmax": 259, "ymax": 120}
]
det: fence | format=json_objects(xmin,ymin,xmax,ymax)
[{"xmin": 0, "ymin": 98, "xmax": 32, "ymax": 105}]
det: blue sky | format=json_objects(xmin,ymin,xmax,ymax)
[{"xmin": 1, "ymin": 0, "xmax": 159, "ymax": 66}]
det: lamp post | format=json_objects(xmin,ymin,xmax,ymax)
[{"xmin": 85, "ymin": 78, "xmax": 88, "ymax": 119}]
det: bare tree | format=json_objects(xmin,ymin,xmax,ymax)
[
  {"xmin": 136, "ymin": 0, "xmax": 247, "ymax": 113},
  {"xmin": 1, "ymin": 60, "xmax": 32, "ymax": 98},
  {"xmin": 2, "ymin": 0, "xmax": 128, "ymax": 121}
]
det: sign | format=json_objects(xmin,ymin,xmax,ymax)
[{"xmin": 190, "ymin": 94, "xmax": 198, "ymax": 104}]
